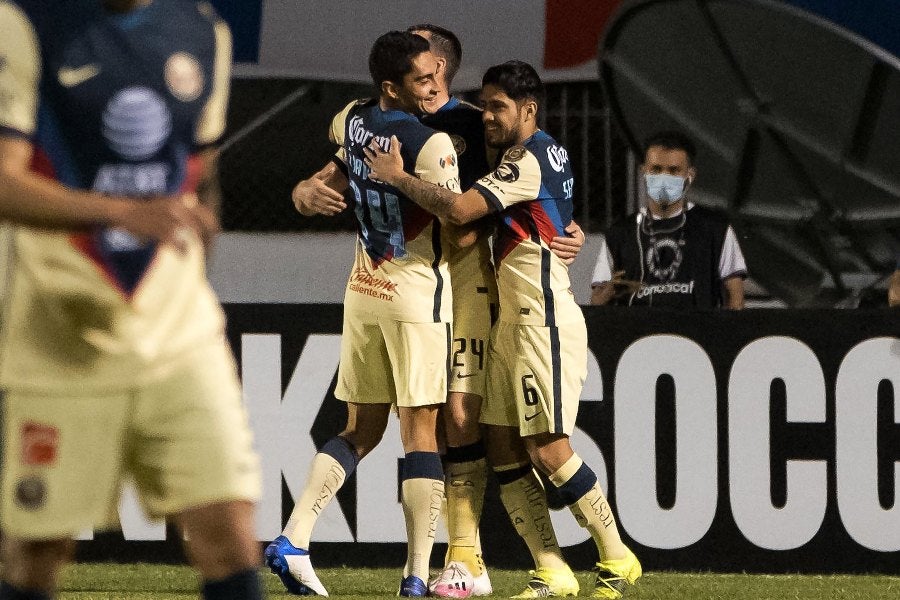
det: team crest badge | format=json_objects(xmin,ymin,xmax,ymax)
[
  {"xmin": 15, "ymin": 476, "xmax": 46, "ymax": 510},
  {"xmin": 165, "ymin": 52, "xmax": 204, "ymax": 102},
  {"xmin": 505, "ymin": 145, "xmax": 527, "ymax": 162}
]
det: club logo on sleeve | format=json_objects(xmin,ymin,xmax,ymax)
[
  {"xmin": 493, "ymin": 162, "xmax": 520, "ymax": 183},
  {"xmin": 165, "ymin": 52, "xmax": 204, "ymax": 102},
  {"xmin": 21, "ymin": 422, "xmax": 59, "ymax": 466}
]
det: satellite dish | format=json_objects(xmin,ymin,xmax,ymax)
[{"xmin": 599, "ymin": 0, "xmax": 900, "ymax": 306}]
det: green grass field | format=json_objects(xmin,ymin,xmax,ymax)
[{"xmin": 55, "ymin": 563, "xmax": 900, "ymax": 600}]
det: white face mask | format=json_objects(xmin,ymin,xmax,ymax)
[{"xmin": 645, "ymin": 173, "xmax": 687, "ymax": 204}]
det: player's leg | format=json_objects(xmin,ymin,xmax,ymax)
[
  {"xmin": 433, "ymin": 279, "xmax": 494, "ymax": 598},
  {"xmin": 0, "ymin": 538, "xmax": 74, "ymax": 599},
  {"xmin": 525, "ymin": 435, "xmax": 640, "ymax": 600},
  {"xmin": 129, "ymin": 342, "xmax": 265, "ymax": 600},
  {"xmin": 485, "ymin": 425, "xmax": 578, "ymax": 599},
  {"xmin": 267, "ymin": 316, "xmax": 394, "ymax": 594},
  {"xmin": 431, "ymin": 391, "xmax": 488, "ymax": 598},
  {"xmin": 0, "ymin": 390, "xmax": 130, "ymax": 599},
  {"xmin": 389, "ymin": 319, "xmax": 450, "ymax": 597},
  {"xmin": 174, "ymin": 500, "xmax": 264, "ymax": 598},
  {"xmin": 521, "ymin": 321, "xmax": 640, "ymax": 600},
  {"xmin": 480, "ymin": 324, "xmax": 577, "ymax": 598}
]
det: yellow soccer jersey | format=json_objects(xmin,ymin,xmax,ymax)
[
  {"xmin": 472, "ymin": 131, "xmax": 582, "ymax": 326},
  {"xmin": 0, "ymin": 1, "xmax": 234, "ymax": 392},
  {"xmin": 331, "ymin": 99, "xmax": 460, "ymax": 323}
]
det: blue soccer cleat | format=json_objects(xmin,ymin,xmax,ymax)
[
  {"xmin": 264, "ymin": 535, "xmax": 329, "ymax": 596},
  {"xmin": 398, "ymin": 574, "xmax": 429, "ymax": 597}
]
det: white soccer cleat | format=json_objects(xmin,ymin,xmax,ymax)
[
  {"xmin": 264, "ymin": 535, "xmax": 329, "ymax": 596},
  {"xmin": 472, "ymin": 566, "xmax": 493, "ymax": 596},
  {"xmin": 430, "ymin": 561, "xmax": 475, "ymax": 598}
]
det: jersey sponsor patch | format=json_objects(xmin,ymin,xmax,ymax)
[
  {"xmin": 440, "ymin": 153, "xmax": 456, "ymax": 168},
  {"xmin": 165, "ymin": 52, "xmax": 204, "ymax": 102},
  {"xmin": 449, "ymin": 133, "xmax": 467, "ymax": 156}
]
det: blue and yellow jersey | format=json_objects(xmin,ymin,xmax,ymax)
[
  {"xmin": 472, "ymin": 130, "xmax": 581, "ymax": 326},
  {"xmin": 0, "ymin": 0, "xmax": 232, "ymax": 391},
  {"xmin": 421, "ymin": 97, "xmax": 495, "ymax": 317},
  {"xmin": 330, "ymin": 99, "xmax": 460, "ymax": 323}
]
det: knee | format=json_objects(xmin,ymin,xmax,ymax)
[{"xmin": 340, "ymin": 427, "xmax": 384, "ymax": 459}]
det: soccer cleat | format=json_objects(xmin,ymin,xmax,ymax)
[
  {"xmin": 511, "ymin": 566, "xmax": 579, "ymax": 598},
  {"xmin": 430, "ymin": 561, "xmax": 475, "ymax": 598},
  {"xmin": 398, "ymin": 574, "xmax": 429, "ymax": 597},
  {"xmin": 471, "ymin": 562, "xmax": 493, "ymax": 596},
  {"xmin": 592, "ymin": 548, "xmax": 642, "ymax": 599},
  {"xmin": 264, "ymin": 535, "xmax": 329, "ymax": 596}
]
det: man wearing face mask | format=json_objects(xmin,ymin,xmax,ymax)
[{"xmin": 590, "ymin": 131, "xmax": 747, "ymax": 309}]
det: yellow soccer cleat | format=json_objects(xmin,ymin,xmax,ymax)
[
  {"xmin": 511, "ymin": 566, "xmax": 579, "ymax": 598},
  {"xmin": 592, "ymin": 548, "xmax": 642, "ymax": 599}
]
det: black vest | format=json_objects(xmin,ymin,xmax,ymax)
[{"xmin": 605, "ymin": 205, "xmax": 731, "ymax": 309}]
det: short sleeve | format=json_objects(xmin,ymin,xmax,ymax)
[
  {"xmin": 0, "ymin": 1, "xmax": 41, "ymax": 137},
  {"xmin": 414, "ymin": 131, "xmax": 460, "ymax": 192},
  {"xmin": 719, "ymin": 225, "xmax": 748, "ymax": 279},
  {"xmin": 591, "ymin": 235, "xmax": 614, "ymax": 286},
  {"xmin": 194, "ymin": 13, "xmax": 232, "ymax": 146},
  {"xmin": 328, "ymin": 101, "xmax": 357, "ymax": 164},
  {"xmin": 471, "ymin": 145, "xmax": 542, "ymax": 212}
]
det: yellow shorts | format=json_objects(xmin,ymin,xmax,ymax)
[
  {"xmin": 449, "ymin": 285, "xmax": 497, "ymax": 398},
  {"xmin": 0, "ymin": 342, "xmax": 261, "ymax": 540},
  {"xmin": 335, "ymin": 310, "xmax": 450, "ymax": 408},
  {"xmin": 481, "ymin": 320, "xmax": 587, "ymax": 436}
]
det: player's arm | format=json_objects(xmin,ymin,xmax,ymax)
[
  {"xmin": 292, "ymin": 160, "xmax": 348, "ymax": 216},
  {"xmin": 722, "ymin": 276, "xmax": 745, "ymax": 310},
  {"xmin": 889, "ymin": 268, "xmax": 900, "ymax": 307},
  {"xmin": 365, "ymin": 135, "xmax": 490, "ymax": 226}
]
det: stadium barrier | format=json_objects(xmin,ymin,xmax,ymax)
[{"xmin": 78, "ymin": 305, "xmax": 900, "ymax": 574}]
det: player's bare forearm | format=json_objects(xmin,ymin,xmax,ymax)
[
  {"xmin": 194, "ymin": 149, "xmax": 222, "ymax": 216},
  {"xmin": 723, "ymin": 276, "xmax": 745, "ymax": 310},
  {"xmin": 390, "ymin": 171, "xmax": 459, "ymax": 222}
]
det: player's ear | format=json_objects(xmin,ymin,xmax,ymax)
[
  {"xmin": 687, "ymin": 166, "xmax": 697, "ymax": 183},
  {"xmin": 382, "ymin": 80, "xmax": 400, "ymax": 101},
  {"xmin": 523, "ymin": 99, "xmax": 538, "ymax": 122}
]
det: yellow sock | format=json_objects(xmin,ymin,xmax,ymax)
[
  {"xmin": 549, "ymin": 454, "xmax": 627, "ymax": 561},
  {"xmin": 402, "ymin": 476, "xmax": 445, "ymax": 581},
  {"xmin": 283, "ymin": 452, "xmax": 346, "ymax": 549},
  {"xmin": 445, "ymin": 456, "xmax": 487, "ymax": 574},
  {"xmin": 496, "ymin": 463, "xmax": 568, "ymax": 570}
]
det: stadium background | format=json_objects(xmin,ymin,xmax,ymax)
[{"xmin": 77, "ymin": 0, "xmax": 900, "ymax": 576}]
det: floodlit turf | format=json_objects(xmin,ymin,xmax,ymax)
[{"xmin": 57, "ymin": 563, "xmax": 900, "ymax": 599}]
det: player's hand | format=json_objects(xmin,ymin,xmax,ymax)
[
  {"xmin": 292, "ymin": 173, "xmax": 347, "ymax": 216},
  {"xmin": 114, "ymin": 195, "xmax": 213, "ymax": 254},
  {"xmin": 550, "ymin": 220, "xmax": 585, "ymax": 265},
  {"xmin": 364, "ymin": 135, "xmax": 404, "ymax": 185}
]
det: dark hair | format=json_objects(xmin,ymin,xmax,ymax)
[
  {"xmin": 407, "ymin": 24, "xmax": 461, "ymax": 85},
  {"xmin": 643, "ymin": 131, "xmax": 697, "ymax": 165},
  {"xmin": 481, "ymin": 60, "xmax": 545, "ymax": 107},
  {"xmin": 368, "ymin": 31, "xmax": 432, "ymax": 89}
]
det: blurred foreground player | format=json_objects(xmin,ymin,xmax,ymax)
[
  {"xmin": 0, "ymin": 1, "xmax": 264, "ymax": 599},
  {"xmin": 265, "ymin": 31, "xmax": 459, "ymax": 596}
]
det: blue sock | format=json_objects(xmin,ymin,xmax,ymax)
[
  {"xmin": 0, "ymin": 582, "xmax": 51, "ymax": 600},
  {"xmin": 201, "ymin": 569, "xmax": 264, "ymax": 600}
]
